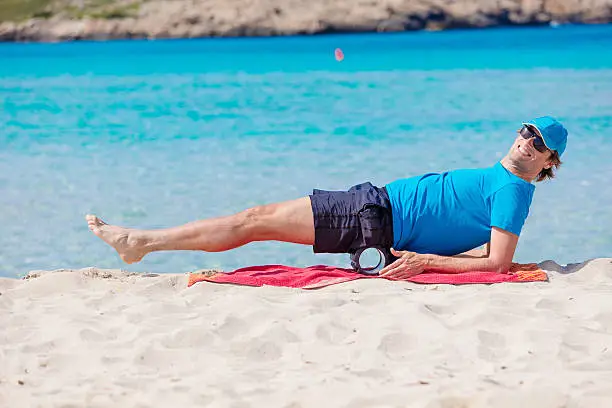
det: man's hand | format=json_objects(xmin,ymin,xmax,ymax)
[{"xmin": 378, "ymin": 248, "xmax": 428, "ymax": 280}]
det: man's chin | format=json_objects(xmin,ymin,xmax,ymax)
[
  {"xmin": 509, "ymin": 156, "xmax": 530, "ymax": 169},
  {"xmin": 510, "ymin": 153, "xmax": 525, "ymax": 163}
]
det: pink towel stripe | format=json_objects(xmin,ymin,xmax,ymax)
[{"xmin": 188, "ymin": 263, "xmax": 548, "ymax": 289}]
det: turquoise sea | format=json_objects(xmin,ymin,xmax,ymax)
[{"xmin": 1, "ymin": 24, "xmax": 611, "ymax": 278}]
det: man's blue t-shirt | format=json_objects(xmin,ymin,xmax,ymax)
[{"xmin": 385, "ymin": 162, "xmax": 535, "ymax": 256}]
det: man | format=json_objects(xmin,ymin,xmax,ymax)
[{"xmin": 86, "ymin": 116, "xmax": 568, "ymax": 280}]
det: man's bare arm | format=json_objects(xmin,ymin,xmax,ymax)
[
  {"xmin": 424, "ymin": 229, "xmax": 516, "ymax": 274},
  {"xmin": 379, "ymin": 229, "xmax": 516, "ymax": 279}
]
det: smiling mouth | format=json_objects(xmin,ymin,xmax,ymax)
[{"xmin": 517, "ymin": 143, "xmax": 533, "ymax": 158}]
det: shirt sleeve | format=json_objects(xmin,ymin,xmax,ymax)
[{"xmin": 490, "ymin": 184, "xmax": 533, "ymax": 236}]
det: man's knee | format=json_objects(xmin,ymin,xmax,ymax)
[
  {"xmin": 238, "ymin": 198, "xmax": 314, "ymax": 243},
  {"xmin": 238, "ymin": 205, "xmax": 276, "ymax": 238}
]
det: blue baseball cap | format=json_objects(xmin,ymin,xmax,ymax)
[{"xmin": 522, "ymin": 116, "xmax": 568, "ymax": 156}]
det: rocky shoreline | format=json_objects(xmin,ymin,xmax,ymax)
[{"xmin": 1, "ymin": 0, "xmax": 611, "ymax": 42}]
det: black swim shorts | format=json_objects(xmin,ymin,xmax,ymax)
[{"xmin": 309, "ymin": 182, "xmax": 394, "ymax": 254}]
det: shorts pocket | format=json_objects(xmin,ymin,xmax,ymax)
[{"xmin": 358, "ymin": 204, "xmax": 393, "ymax": 248}]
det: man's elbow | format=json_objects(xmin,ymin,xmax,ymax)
[{"xmin": 490, "ymin": 259, "xmax": 512, "ymax": 274}]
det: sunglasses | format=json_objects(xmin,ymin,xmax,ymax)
[{"xmin": 519, "ymin": 126, "xmax": 549, "ymax": 153}]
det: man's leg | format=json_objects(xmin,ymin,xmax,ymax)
[{"xmin": 86, "ymin": 197, "xmax": 315, "ymax": 264}]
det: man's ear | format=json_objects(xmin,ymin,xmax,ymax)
[{"xmin": 543, "ymin": 161, "xmax": 553, "ymax": 170}]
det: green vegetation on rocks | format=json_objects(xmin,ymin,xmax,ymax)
[
  {"xmin": 0, "ymin": 0, "xmax": 140, "ymax": 22},
  {"xmin": 0, "ymin": 0, "xmax": 53, "ymax": 22}
]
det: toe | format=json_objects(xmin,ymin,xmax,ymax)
[{"xmin": 86, "ymin": 215, "xmax": 105, "ymax": 227}]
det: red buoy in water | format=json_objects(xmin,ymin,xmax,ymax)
[{"xmin": 334, "ymin": 48, "xmax": 344, "ymax": 62}]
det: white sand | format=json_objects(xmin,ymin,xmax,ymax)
[{"xmin": 2, "ymin": 259, "xmax": 612, "ymax": 407}]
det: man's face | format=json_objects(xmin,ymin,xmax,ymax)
[{"xmin": 508, "ymin": 127, "xmax": 553, "ymax": 173}]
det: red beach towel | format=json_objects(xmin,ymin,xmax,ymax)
[{"xmin": 187, "ymin": 263, "xmax": 547, "ymax": 289}]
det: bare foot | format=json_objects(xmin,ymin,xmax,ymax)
[{"xmin": 86, "ymin": 215, "xmax": 149, "ymax": 264}]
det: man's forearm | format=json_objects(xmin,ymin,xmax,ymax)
[{"xmin": 423, "ymin": 254, "xmax": 508, "ymax": 274}]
